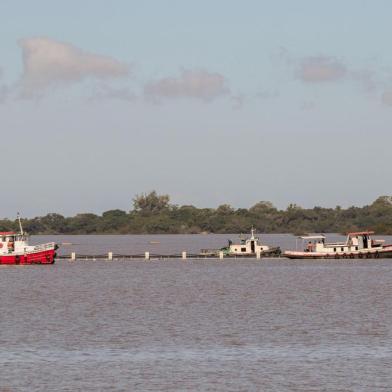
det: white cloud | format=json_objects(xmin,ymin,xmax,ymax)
[
  {"xmin": 19, "ymin": 37, "xmax": 130, "ymax": 94},
  {"xmin": 144, "ymin": 69, "xmax": 229, "ymax": 101},
  {"xmin": 382, "ymin": 90, "xmax": 392, "ymax": 106},
  {"xmin": 297, "ymin": 56, "xmax": 347, "ymax": 83}
]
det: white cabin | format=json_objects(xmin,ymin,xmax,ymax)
[{"xmin": 0, "ymin": 232, "xmax": 31, "ymax": 255}]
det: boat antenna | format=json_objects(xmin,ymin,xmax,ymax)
[{"xmin": 17, "ymin": 212, "xmax": 24, "ymax": 235}]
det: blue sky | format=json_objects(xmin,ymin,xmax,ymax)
[{"xmin": 0, "ymin": 0, "xmax": 391, "ymax": 217}]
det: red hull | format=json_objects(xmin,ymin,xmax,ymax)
[{"xmin": 0, "ymin": 248, "xmax": 56, "ymax": 265}]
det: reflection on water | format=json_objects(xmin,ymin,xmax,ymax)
[{"xmin": 1, "ymin": 235, "xmax": 392, "ymax": 391}]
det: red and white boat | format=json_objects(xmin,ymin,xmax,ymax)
[
  {"xmin": 0, "ymin": 216, "xmax": 58, "ymax": 265},
  {"xmin": 284, "ymin": 231, "xmax": 392, "ymax": 259}
]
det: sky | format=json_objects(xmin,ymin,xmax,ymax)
[{"xmin": 0, "ymin": 0, "xmax": 391, "ymax": 217}]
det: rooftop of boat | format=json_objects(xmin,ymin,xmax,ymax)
[
  {"xmin": 347, "ymin": 231, "xmax": 375, "ymax": 236},
  {"xmin": 300, "ymin": 235, "xmax": 326, "ymax": 240}
]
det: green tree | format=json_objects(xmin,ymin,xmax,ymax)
[
  {"xmin": 216, "ymin": 204, "xmax": 235, "ymax": 215},
  {"xmin": 39, "ymin": 213, "xmax": 67, "ymax": 233},
  {"xmin": 66, "ymin": 213, "xmax": 100, "ymax": 233},
  {"xmin": 132, "ymin": 191, "xmax": 171, "ymax": 215},
  {"xmin": 249, "ymin": 201, "xmax": 276, "ymax": 214}
]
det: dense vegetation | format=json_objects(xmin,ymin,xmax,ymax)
[{"xmin": 1, "ymin": 192, "xmax": 392, "ymax": 235}]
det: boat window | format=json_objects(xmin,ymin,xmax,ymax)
[
  {"xmin": 334, "ymin": 248, "xmax": 336, "ymax": 252},
  {"xmin": 241, "ymin": 247, "xmax": 246, "ymax": 252},
  {"xmin": 355, "ymin": 246, "xmax": 358, "ymax": 251},
  {"xmin": 341, "ymin": 247, "xmax": 344, "ymax": 251}
]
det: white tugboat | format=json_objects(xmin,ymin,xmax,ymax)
[
  {"xmin": 284, "ymin": 231, "xmax": 392, "ymax": 259},
  {"xmin": 201, "ymin": 228, "xmax": 281, "ymax": 257}
]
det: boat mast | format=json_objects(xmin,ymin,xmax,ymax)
[
  {"xmin": 251, "ymin": 226, "xmax": 255, "ymax": 240},
  {"xmin": 17, "ymin": 212, "xmax": 24, "ymax": 235}
]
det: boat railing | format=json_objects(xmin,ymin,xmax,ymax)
[{"xmin": 32, "ymin": 242, "xmax": 56, "ymax": 251}]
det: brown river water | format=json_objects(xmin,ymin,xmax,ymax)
[{"xmin": 1, "ymin": 234, "xmax": 392, "ymax": 391}]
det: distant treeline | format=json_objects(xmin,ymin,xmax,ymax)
[{"xmin": 2, "ymin": 192, "xmax": 392, "ymax": 235}]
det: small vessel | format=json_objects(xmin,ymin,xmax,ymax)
[
  {"xmin": 201, "ymin": 228, "xmax": 281, "ymax": 257},
  {"xmin": 284, "ymin": 231, "xmax": 392, "ymax": 259},
  {"xmin": 0, "ymin": 215, "xmax": 58, "ymax": 265}
]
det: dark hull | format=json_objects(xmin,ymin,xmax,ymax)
[{"xmin": 261, "ymin": 247, "xmax": 281, "ymax": 257}]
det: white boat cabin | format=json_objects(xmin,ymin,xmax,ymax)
[
  {"xmin": 300, "ymin": 231, "xmax": 383, "ymax": 254},
  {"xmin": 0, "ymin": 232, "xmax": 30, "ymax": 254},
  {"xmin": 227, "ymin": 228, "xmax": 271, "ymax": 255}
]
